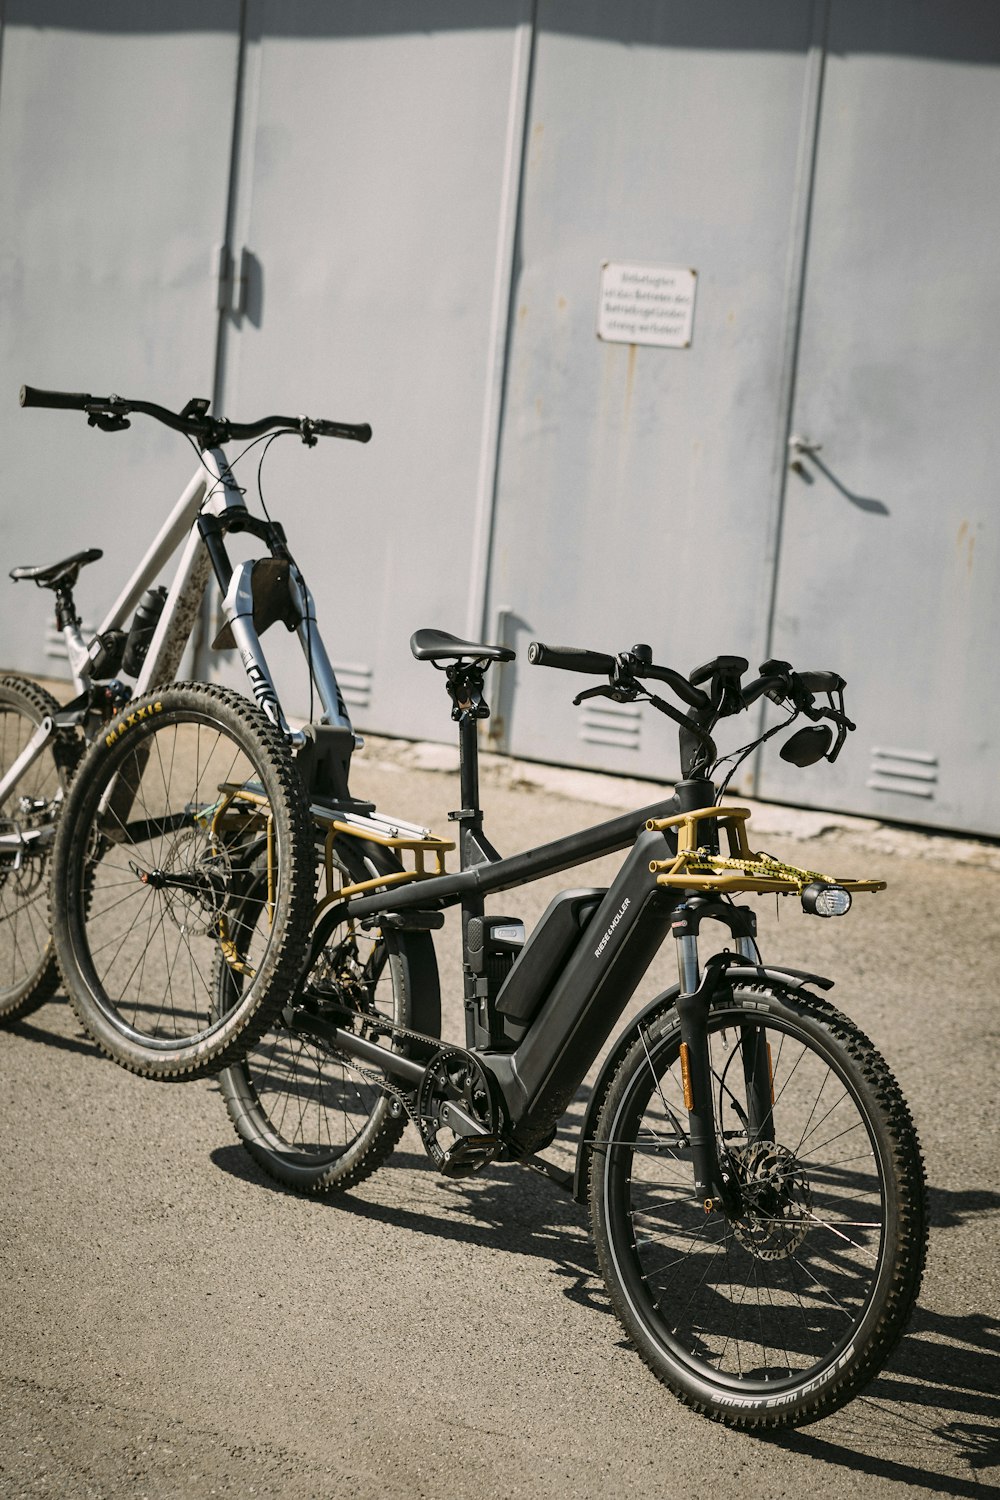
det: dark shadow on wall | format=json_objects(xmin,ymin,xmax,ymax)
[{"xmin": 8, "ymin": 0, "xmax": 1000, "ymax": 65}]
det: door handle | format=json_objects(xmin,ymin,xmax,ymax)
[{"xmin": 788, "ymin": 434, "xmax": 823, "ymax": 476}]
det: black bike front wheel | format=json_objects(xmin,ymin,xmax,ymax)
[
  {"xmin": 217, "ymin": 838, "xmax": 440, "ymax": 1193},
  {"xmin": 0, "ymin": 675, "xmax": 81, "ymax": 1022},
  {"xmin": 51, "ymin": 683, "xmax": 314, "ymax": 1079},
  {"xmin": 589, "ymin": 983, "xmax": 926, "ymax": 1429}
]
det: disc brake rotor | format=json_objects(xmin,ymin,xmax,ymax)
[
  {"xmin": 159, "ymin": 828, "xmax": 233, "ymax": 935},
  {"xmin": 729, "ymin": 1140, "xmax": 812, "ymax": 1260}
]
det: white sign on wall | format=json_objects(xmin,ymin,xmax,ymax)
[{"xmin": 597, "ymin": 262, "xmax": 697, "ymax": 348}]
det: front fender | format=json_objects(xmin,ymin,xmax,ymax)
[{"xmin": 571, "ymin": 961, "xmax": 833, "ymax": 1202}]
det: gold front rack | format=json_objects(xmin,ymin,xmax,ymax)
[{"xmin": 646, "ymin": 806, "xmax": 885, "ymax": 896}]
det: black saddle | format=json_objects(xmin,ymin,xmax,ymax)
[
  {"xmin": 10, "ymin": 547, "xmax": 102, "ymax": 589},
  {"xmin": 410, "ymin": 628, "xmax": 515, "ymax": 664}
]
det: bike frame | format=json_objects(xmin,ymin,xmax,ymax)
[
  {"xmin": 0, "ymin": 445, "xmax": 355, "ymax": 811},
  {"xmin": 292, "ymin": 710, "xmax": 777, "ymax": 1207}
]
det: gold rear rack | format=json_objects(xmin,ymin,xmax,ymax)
[{"xmin": 312, "ymin": 805, "xmax": 455, "ymax": 911}]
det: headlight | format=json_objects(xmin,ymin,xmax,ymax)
[{"xmin": 801, "ymin": 882, "xmax": 852, "ymax": 918}]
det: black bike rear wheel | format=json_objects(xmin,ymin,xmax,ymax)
[
  {"xmin": 0, "ymin": 675, "xmax": 80, "ymax": 1022},
  {"xmin": 589, "ymin": 983, "xmax": 926, "ymax": 1429},
  {"xmin": 217, "ymin": 839, "xmax": 440, "ymax": 1192},
  {"xmin": 51, "ymin": 683, "xmax": 314, "ymax": 1079}
]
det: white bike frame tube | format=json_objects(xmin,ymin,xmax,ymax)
[
  {"xmin": 132, "ymin": 449, "xmax": 234, "ymax": 695},
  {"xmin": 63, "ymin": 622, "xmax": 92, "ymax": 693},
  {"xmin": 287, "ymin": 568, "xmax": 352, "ymax": 731},
  {"xmin": 99, "ymin": 467, "xmax": 208, "ymax": 637},
  {"xmin": 134, "ymin": 520, "xmax": 213, "ymax": 695},
  {"xmin": 0, "ymin": 717, "xmax": 55, "ymax": 804}
]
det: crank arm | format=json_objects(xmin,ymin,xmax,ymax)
[{"xmin": 436, "ymin": 1095, "xmax": 493, "ymax": 1139}]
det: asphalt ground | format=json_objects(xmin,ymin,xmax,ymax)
[{"xmin": 2, "ymin": 735, "xmax": 998, "ymax": 1499}]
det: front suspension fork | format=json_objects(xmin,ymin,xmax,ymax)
[{"xmin": 672, "ymin": 903, "xmax": 764, "ymax": 1214}]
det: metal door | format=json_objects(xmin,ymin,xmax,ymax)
[
  {"xmin": 484, "ymin": 2, "xmax": 826, "ymax": 782},
  {"xmin": 209, "ymin": 1, "xmax": 534, "ymax": 741},
  {"xmin": 757, "ymin": 2, "xmax": 1000, "ymax": 835},
  {"xmin": 0, "ymin": 4, "xmax": 242, "ymax": 680}
]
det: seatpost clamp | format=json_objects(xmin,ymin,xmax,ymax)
[{"xmin": 445, "ymin": 661, "xmax": 490, "ymax": 722}]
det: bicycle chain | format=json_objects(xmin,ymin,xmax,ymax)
[{"xmin": 308, "ymin": 1007, "xmax": 475, "ymax": 1132}]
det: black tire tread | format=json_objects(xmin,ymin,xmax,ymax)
[
  {"xmin": 589, "ymin": 982, "xmax": 927, "ymax": 1430},
  {"xmin": 51, "ymin": 682, "xmax": 315, "ymax": 1080},
  {"xmin": 0, "ymin": 675, "xmax": 81, "ymax": 1023}
]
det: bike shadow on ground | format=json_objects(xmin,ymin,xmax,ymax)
[
  {"xmin": 3, "ymin": 997, "xmax": 103, "ymax": 1060},
  {"xmin": 764, "ymin": 1180, "xmax": 1000, "ymax": 1494},
  {"xmin": 213, "ymin": 1129, "xmax": 1000, "ymax": 1493},
  {"xmin": 211, "ymin": 1091, "xmax": 606, "ymax": 1312}
]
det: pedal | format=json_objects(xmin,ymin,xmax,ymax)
[{"xmin": 439, "ymin": 1133, "xmax": 501, "ymax": 1178}]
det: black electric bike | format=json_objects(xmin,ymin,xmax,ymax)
[{"xmin": 212, "ymin": 632, "xmax": 926, "ymax": 1430}]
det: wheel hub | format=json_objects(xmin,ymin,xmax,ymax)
[
  {"xmin": 304, "ymin": 940, "xmax": 380, "ymax": 1030},
  {"xmin": 729, "ymin": 1140, "xmax": 812, "ymax": 1260},
  {"xmin": 145, "ymin": 829, "xmax": 233, "ymax": 935}
]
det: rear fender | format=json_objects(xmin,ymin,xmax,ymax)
[{"xmin": 336, "ymin": 834, "xmax": 442, "ymax": 1048}]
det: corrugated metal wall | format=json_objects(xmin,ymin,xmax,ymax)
[{"xmin": 2, "ymin": 2, "xmax": 997, "ymax": 834}]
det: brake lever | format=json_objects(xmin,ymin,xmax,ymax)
[
  {"xmin": 87, "ymin": 410, "xmax": 130, "ymax": 433},
  {"xmin": 573, "ymin": 683, "xmax": 627, "ymax": 707},
  {"xmin": 817, "ymin": 703, "xmax": 855, "ymax": 759}
]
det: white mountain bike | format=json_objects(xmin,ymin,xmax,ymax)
[{"xmin": 1, "ymin": 383, "xmax": 376, "ymax": 1072}]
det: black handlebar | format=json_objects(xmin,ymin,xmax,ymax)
[
  {"xmin": 527, "ymin": 642, "xmax": 617, "ymax": 676},
  {"xmin": 308, "ymin": 417, "xmax": 372, "ymax": 444},
  {"xmin": 799, "ymin": 670, "xmax": 846, "ymax": 694},
  {"xmin": 528, "ymin": 640, "xmax": 709, "ymax": 711},
  {"xmin": 20, "ymin": 385, "xmax": 91, "ymax": 411},
  {"xmin": 19, "ymin": 384, "xmax": 372, "ymax": 447},
  {"xmin": 528, "ymin": 637, "xmax": 855, "ymax": 778}
]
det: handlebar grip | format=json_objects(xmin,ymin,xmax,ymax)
[
  {"xmin": 313, "ymin": 419, "xmax": 372, "ymax": 444},
  {"xmin": 527, "ymin": 642, "xmax": 617, "ymax": 675},
  {"xmin": 19, "ymin": 384, "xmax": 93, "ymax": 410},
  {"xmin": 799, "ymin": 671, "xmax": 846, "ymax": 694}
]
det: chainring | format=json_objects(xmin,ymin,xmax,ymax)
[{"xmin": 415, "ymin": 1045, "xmax": 500, "ymax": 1171}]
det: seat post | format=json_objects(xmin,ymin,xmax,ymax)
[
  {"xmin": 446, "ymin": 667, "xmax": 504, "ymax": 1052},
  {"xmin": 458, "ymin": 713, "xmax": 482, "ymax": 835},
  {"xmin": 53, "ymin": 581, "xmax": 81, "ymax": 633},
  {"xmin": 445, "ymin": 660, "xmax": 492, "ymax": 869},
  {"xmin": 408, "ymin": 631, "xmax": 512, "ymax": 1052}
]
